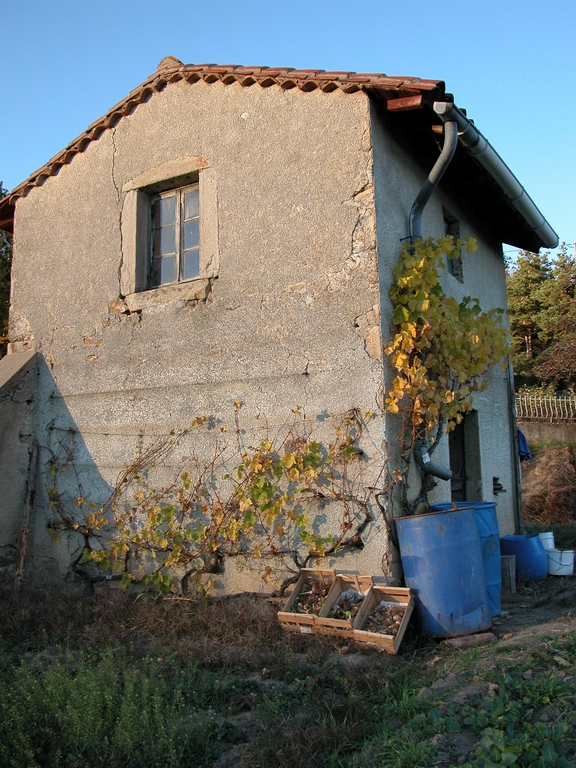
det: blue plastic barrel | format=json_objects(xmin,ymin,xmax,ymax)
[
  {"xmin": 396, "ymin": 507, "xmax": 491, "ymax": 638},
  {"xmin": 500, "ymin": 534, "xmax": 548, "ymax": 581},
  {"xmin": 431, "ymin": 502, "xmax": 501, "ymax": 617}
]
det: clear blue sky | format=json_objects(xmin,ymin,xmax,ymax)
[{"xmin": 2, "ymin": 0, "xmax": 574, "ymax": 254}]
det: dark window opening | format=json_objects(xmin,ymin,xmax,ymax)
[
  {"xmin": 449, "ymin": 411, "xmax": 482, "ymax": 502},
  {"xmin": 443, "ymin": 208, "xmax": 464, "ymax": 283}
]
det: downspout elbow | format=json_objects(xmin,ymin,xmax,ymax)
[
  {"xmin": 409, "ymin": 116, "xmax": 459, "ymax": 243},
  {"xmin": 433, "ymin": 101, "xmax": 559, "ymax": 249},
  {"xmin": 414, "ymin": 440, "xmax": 452, "ymax": 482}
]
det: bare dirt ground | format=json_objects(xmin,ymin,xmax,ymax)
[{"xmin": 493, "ymin": 573, "xmax": 576, "ymax": 648}]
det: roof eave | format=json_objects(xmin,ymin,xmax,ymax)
[{"xmin": 433, "ymin": 101, "xmax": 558, "ymax": 250}]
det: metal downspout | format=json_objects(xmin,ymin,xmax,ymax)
[
  {"xmin": 409, "ymin": 115, "xmax": 459, "ymax": 243},
  {"xmin": 403, "ymin": 111, "xmax": 458, "ymax": 512}
]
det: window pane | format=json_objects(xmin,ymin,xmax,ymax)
[
  {"xmin": 149, "ymin": 186, "xmax": 202, "ymax": 290},
  {"xmin": 160, "ymin": 256, "xmax": 175, "ymax": 284},
  {"xmin": 184, "ymin": 189, "xmax": 199, "ymax": 220},
  {"xmin": 184, "ymin": 219, "xmax": 199, "ymax": 250},
  {"xmin": 182, "ymin": 250, "xmax": 200, "ymax": 280},
  {"xmin": 160, "ymin": 225, "xmax": 175, "ymax": 255},
  {"xmin": 160, "ymin": 195, "xmax": 176, "ymax": 225},
  {"xmin": 153, "ymin": 258, "xmax": 162, "ymax": 286}
]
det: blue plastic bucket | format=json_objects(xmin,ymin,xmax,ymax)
[
  {"xmin": 396, "ymin": 507, "xmax": 491, "ymax": 638},
  {"xmin": 431, "ymin": 502, "xmax": 501, "ymax": 617},
  {"xmin": 500, "ymin": 534, "xmax": 548, "ymax": 581}
]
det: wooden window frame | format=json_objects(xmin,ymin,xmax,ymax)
[{"xmin": 149, "ymin": 183, "xmax": 200, "ymax": 289}]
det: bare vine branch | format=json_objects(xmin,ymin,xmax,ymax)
[{"xmin": 45, "ymin": 407, "xmax": 382, "ymax": 594}]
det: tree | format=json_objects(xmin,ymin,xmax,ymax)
[
  {"xmin": 533, "ymin": 244, "xmax": 576, "ymax": 390},
  {"xmin": 0, "ymin": 184, "xmax": 12, "ymax": 357},
  {"xmin": 505, "ymin": 250, "xmax": 551, "ymax": 384},
  {"xmin": 507, "ymin": 245, "xmax": 576, "ymax": 391}
]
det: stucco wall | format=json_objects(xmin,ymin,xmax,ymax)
[
  {"xmin": 9, "ymin": 81, "xmax": 392, "ymax": 588},
  {"xmin": 0, "ymin": 351, "xmax": 38, "ymax": 580},
  {"xmin": 370, "ymin": 103, "xmax": 518, "ymax": 538}
]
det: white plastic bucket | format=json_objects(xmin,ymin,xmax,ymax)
[
  {"xmin": 547, "ymin": 548, "xmax": 574, "ymax": 576},
  {"xmin": 539, "ymin": 531, "xmax": 555, "ymax": 551}
]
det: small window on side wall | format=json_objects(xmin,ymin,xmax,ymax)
[
  {"xmin": 443, "ymin": 208, "xmax": 464, "ymax": 283},
  {"xmin": 150, "ymin": 184, "xmax": 200, "ymax": 287},
  {"xmin": 120, "ymin": 157, "xmax": 219, "ymax": 312}
]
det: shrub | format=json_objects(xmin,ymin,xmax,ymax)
[{"xmin": 522, "ymin": 444, "xmax": 576, "ymax": 524}]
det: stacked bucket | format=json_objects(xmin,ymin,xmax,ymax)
[
  {"xmin": 500, "ymin": 531, "xmax": 574, "ymax": 579},
  {"xmin": 539, "ymin": 531, "xmax": 574, "ymax": 576}
]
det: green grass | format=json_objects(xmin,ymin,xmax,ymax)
[{"xmin": 1, "ymin": 586, "xmax": 575, "ymax": 767}]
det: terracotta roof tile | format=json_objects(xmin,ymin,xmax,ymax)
[
  {"xmin": 203, "ymin": 65, "xmax": 241, "ymax": 74},
  {"xmin": 0, "ymin": 60, "xmax": 445, "ymax": 230},
  {"xmin": 248, "ymin": 68, "xmax": 295, "ymax": 76}
]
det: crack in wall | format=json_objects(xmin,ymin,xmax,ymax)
[
  {"xmin": 326, "ymin": 124, "xmax": 378, "ymax": 294},
  {"xmin": 120, "ymin": 312, "xmax": 143, "ymax": 391},
  {"xmin": 302, "ymin": 356, "xmax": 312, "ymax": 406},
  {"xmin": 354, "ymin": 304, "xmax": 382, "ymax": 362},
  {"xmin": 110, "ymin": 126, "xmax": 125, "ymax": 298},
  {"xmin": 288, "ymin": 350, "xmax": 311, "ymax": 398}
]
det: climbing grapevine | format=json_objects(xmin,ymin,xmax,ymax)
[
  {"xmin": 47, "ymin": 408, "xmax": 376, "ymax": 593},
  {"xmin": 385, "ymin": 236, "xmax": 510, "ymax": 440}
]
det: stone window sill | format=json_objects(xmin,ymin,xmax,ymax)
[{"xmin": 124, "ymin": 277, "xmax": 212, "ymax": 312}]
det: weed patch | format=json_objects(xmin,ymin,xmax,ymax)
[{"xmin": 1, "ymin": 586, "xmax": 576, "ymax": 767}]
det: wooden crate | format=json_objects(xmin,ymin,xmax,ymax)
[
  {"xmin": 315, "ymin": 574, "xmax": 373, "ymax": 638},
  {"xmin": 353, "ymin": 586, "xmax": 414, "ymax": 654},
  {"xmin": 277, "ymin": 568, "xmax": 335, "ymax": 634}
]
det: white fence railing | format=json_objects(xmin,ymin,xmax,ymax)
[{"xmin": 515, "ymin": 395, "xmax": 576, "ymax": 422}]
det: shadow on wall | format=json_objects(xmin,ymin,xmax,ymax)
[
  {"xmin": 2, "ymin": 353, "xmax": 389, "ymax": 593},
  {"xmin": 0, "ymin": 350, "xmax": 38, "ymax": 577},
  {"xmin": 0, "ymin": 352, "xmax": 113, "ymax": 586}
]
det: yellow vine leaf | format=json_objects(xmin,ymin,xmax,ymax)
[{"xmin": 385, "ymin": 237, "xmax": 510, "ymax": 439}]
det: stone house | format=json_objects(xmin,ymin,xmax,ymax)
[{"xmin": 0, "ymin": 57, "xmax": 557, "ymax": 591}]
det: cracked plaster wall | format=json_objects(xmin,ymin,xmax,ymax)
[{"xmin": 9, "ymin": 81, "xmax": 392, "ymax": 586}]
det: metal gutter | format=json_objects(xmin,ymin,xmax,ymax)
[{"xmin": 434, "ymin": 102, "xmax": 559, "ymax": 249}]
